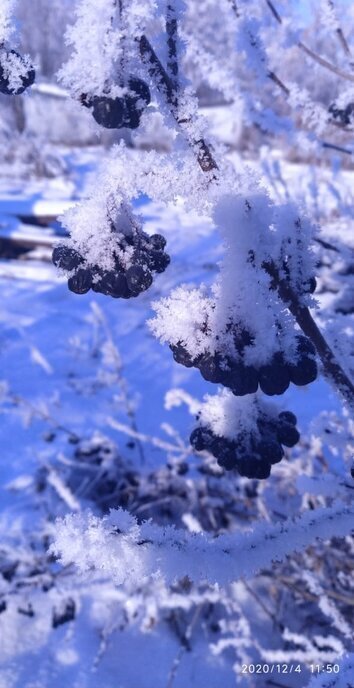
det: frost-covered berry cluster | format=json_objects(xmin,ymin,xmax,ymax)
[
  {"xmin": 81, "ymin": 77, "xmax": 151, "ymax": 130},
  {"xmin": 0, "ymin": 48, "xmax": 35, "ymax": 95},
  {"xmin": 171, "ymin": 331, "xmax": 317, "ymax": 396},
  {"xmin": 190, "ymin": 392, "xmax": 300, "ymax": 479},
  {"xmin": 53, "ymin": 226, "xmax": 170, "ymax": 299}
]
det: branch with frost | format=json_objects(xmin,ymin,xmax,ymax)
[
  {"xmin": 51, "ymin": 501, "xmax": 354, "ymax": 587},
  {"xmin": 0, "ymin": 0, "xmax": 15, "ymax": 44},
  {"xmin": 264, "ymin": 0, "xmax": 354, "ymax": 85},
  {"xmin": 305, "ymin": 653, "xmax": 354, "ymax": 687},
  {"xmin": 263, "ymin": 259, "xmax": 354, "ymax": 411},
  {"xmin": 139, "ymin": 34, "xmax": 219, "ymax": 175}
]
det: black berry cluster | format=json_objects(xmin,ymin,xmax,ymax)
[
  {"xmin": 52, "ymin": 230, "xmax": 170, "ymax": 299},
  {"xmin": 190, "ymin": 410, "xmax": 299, "ymax": 479},
  {"xmin": 171, "ymin": 331, "xmax": 318, "ymax": 396},
  {"xmin": 329, "ymin": 102, "xmax": 354, "ymax": 126},
  {"xmin": 0, "ymin": 49, "xmax": 35, "ymax": 95},
  {"xmin": 81, "ymin": 77, "xmax": 151, "ymax": 129}
]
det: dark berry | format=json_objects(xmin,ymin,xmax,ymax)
[
  {"xmin": 126, "ymin": 264, "xmax": 153, "ymax": 295},
  {"xmin": 149, "ymin": 234, "xmax": 167, "ymax": 251},
  {"xmin": 190, "ymin": 426, "xmax": 214, "ymax": 451},
  {"xmin": 123, "ymin": 103, "xmax": 141, "ymax": 129},
  {"xmin": 0, "ymin": 50, "xmax": 35, "ymax": 95},
  {"xmin": 170, "ymin": 342, "xmax": 196, "ymax": 368},
  {"xmin": 288, "ymin": 355, "xmax": 318, "ymax": 386},
  {"xmin": 147, "ymin": 250, "xmax": 171, "ymax": 273},
  {"xmin": 68, "ymin": 269, "xmax": 92, "ymax": 294},
  {"xmin": 52, "ymin": 245, "xmax": 83, "ymax": 271},
  {"xmin": 259, "ymin": 353, "xmax": 290, "ymax": 396},
  {"xmin": 278, "ymin": 411, "xmax": 297, "ymax": 425},
  {"xmin": 210, "ymin": 437, "xmax": 238, "ymax": 470},
  {"xmin": 229, "ymin": 364, "xmax": 258, "ymax": 396},
  {"xmin": 257, "ymin": 438, "xmax": 284, "ymax": 465},
  {"xmin": 277, "ymin": 422, "xmax": 300, "ymax": 448},
  {"xmin": 91, "ymin": 96, "xmax": 125, "ymax": 128},
  {"xmin": 94, "ymin": 271, "xmax": 130, "ymax": 298},
  {"xmin": 236, "ymin": 455, "xmax": 271, "ymax": 480},
  {"xmin": 198, "ymin": 352, "xmax": 229, "ymax": 384}
]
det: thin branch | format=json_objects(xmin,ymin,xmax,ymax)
[
  {"xmin": 166, "ymin": 3, "xmax": 179, "ymax": 97},
  {"xmin": 265, "ymin": 0, "xmax": 354, "ymax": 85},
  {"xmin": 326, "ymin": 0, "xmax": 353, "ymax": 62},
  {"xmin": 263, "ymin": 260, "xmax": 354, "ymax": 411},
  {"xmin": 139, "ymin": 35, "xmax": 219, "ymax": 175}
]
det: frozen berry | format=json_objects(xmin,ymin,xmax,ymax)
[
  {"xmin": 170, "ymin": 342, "xmax": 196, "ymax": 368},
  {"xmin": 91, "ymin": 96, "xmax": 125, "ymax": 129},
  {"xmin": 149, "ymin": 234, "xmax": 167, "ymax": 251},
  {"xmin": 257, "ymin": 438, "xmax": 284, "ymax": 465},
  {"xmin": 126, "ymin": 264, "xmax": 153, "ymax": 295},
  {"xmin": 52, "ymin": 246, "xmax": 83, "ymax": 271},
  {"xmin": 147, "ymin": 250, "xmax": 171, "ymax": 273},
  {"xmin": 229, "ymin": 364, "xmax": 259, "ymax": 396},
  {"xmin": 198, "ymin": 353, "xmax": 229, "ymax": 384},
  {"xmin": 259, "ymin": 353, "xmax": 290, "ymax": 396},
  {"xmin": 278, "ymin": 411, "xmax": 297, "ymax": 425},
  {"xmin": 68, "ymin": 269, "xmax": 92, "ymax": 294},
  {"xmin": 94, "ymin": 271, "xmax": 129, "ymax": 298},
  {"xmin": 0, "ymin": 50, "xmax": 35, "ymax": 95},
  {"xmin": 190, "ymin": 426, "xmax": 214, "ymax": 451},
  {"xmin": 289, "ymin": 355, "xmax": 317, "ymax": 386},
  {"xmin": 277, "ymin": 422, "xmax": 300, "ymax": 448}
]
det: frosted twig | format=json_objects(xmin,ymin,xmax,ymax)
[
  {"xmin": 166, "ymin": 3, "xmax": 179, "ymax": 97},
  {"xmin": 262, "ymin": 258, "xmax": 354, "ymax": 412},
  {"xmin": 325, "ymin": 0, "xmax": 353, "ymax": 63},
  {"xmin": 264, "ymin": 0, "xmax": 354, "ymax": 85},
  {"xmin": 139, "ymin": 34, "xmax": 219, "ymax": 175},
  {"xmin": 52, "ymin": 501, "xmax": 354, "ymax": 586}
]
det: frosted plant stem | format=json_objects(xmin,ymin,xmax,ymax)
[
  {"xmin": 166, "ymin": 3, "xmax": 178, "ymax": 99},
  {"xmin": 325, "ymin": 0, "xmax": 353, "ymax": 65},
  {"xmin": 264, "ymin": 0, "xmax": 354, "ymax": 85},
  {"xmin": 139, "ymin": 34, "xmax": 219, "ymax": 175},
  {"xmin": 263, "ymin": 261, "xmax": 354, "ymax": 411}
]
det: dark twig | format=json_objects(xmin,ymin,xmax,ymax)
[
  {"xmin": 326, "ymin": 0, "xmax": 353, "ymax": 63},
  {"xmin": 263, "ymin": 261, "xmax": 354, "ymax": 410},
  {"xmin": 166, "ymin": 3, "xmax": 179, "ymax": 97},
  {"xmin": 139, "ymin": 35, "xmax": 218, "ymax": 175}
]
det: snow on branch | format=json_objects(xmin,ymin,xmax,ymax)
[
  {"xmin": 51, "ymin": 501, "xmax": 354, "ymax": 587},
  {"xmin": 0, "ymin": 0, "xmax": 15, "ymax": 44}
]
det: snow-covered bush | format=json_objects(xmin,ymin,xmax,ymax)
[{"xmin": 1, "ymin": 1, "xmax": 354, "ymax": 687}]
